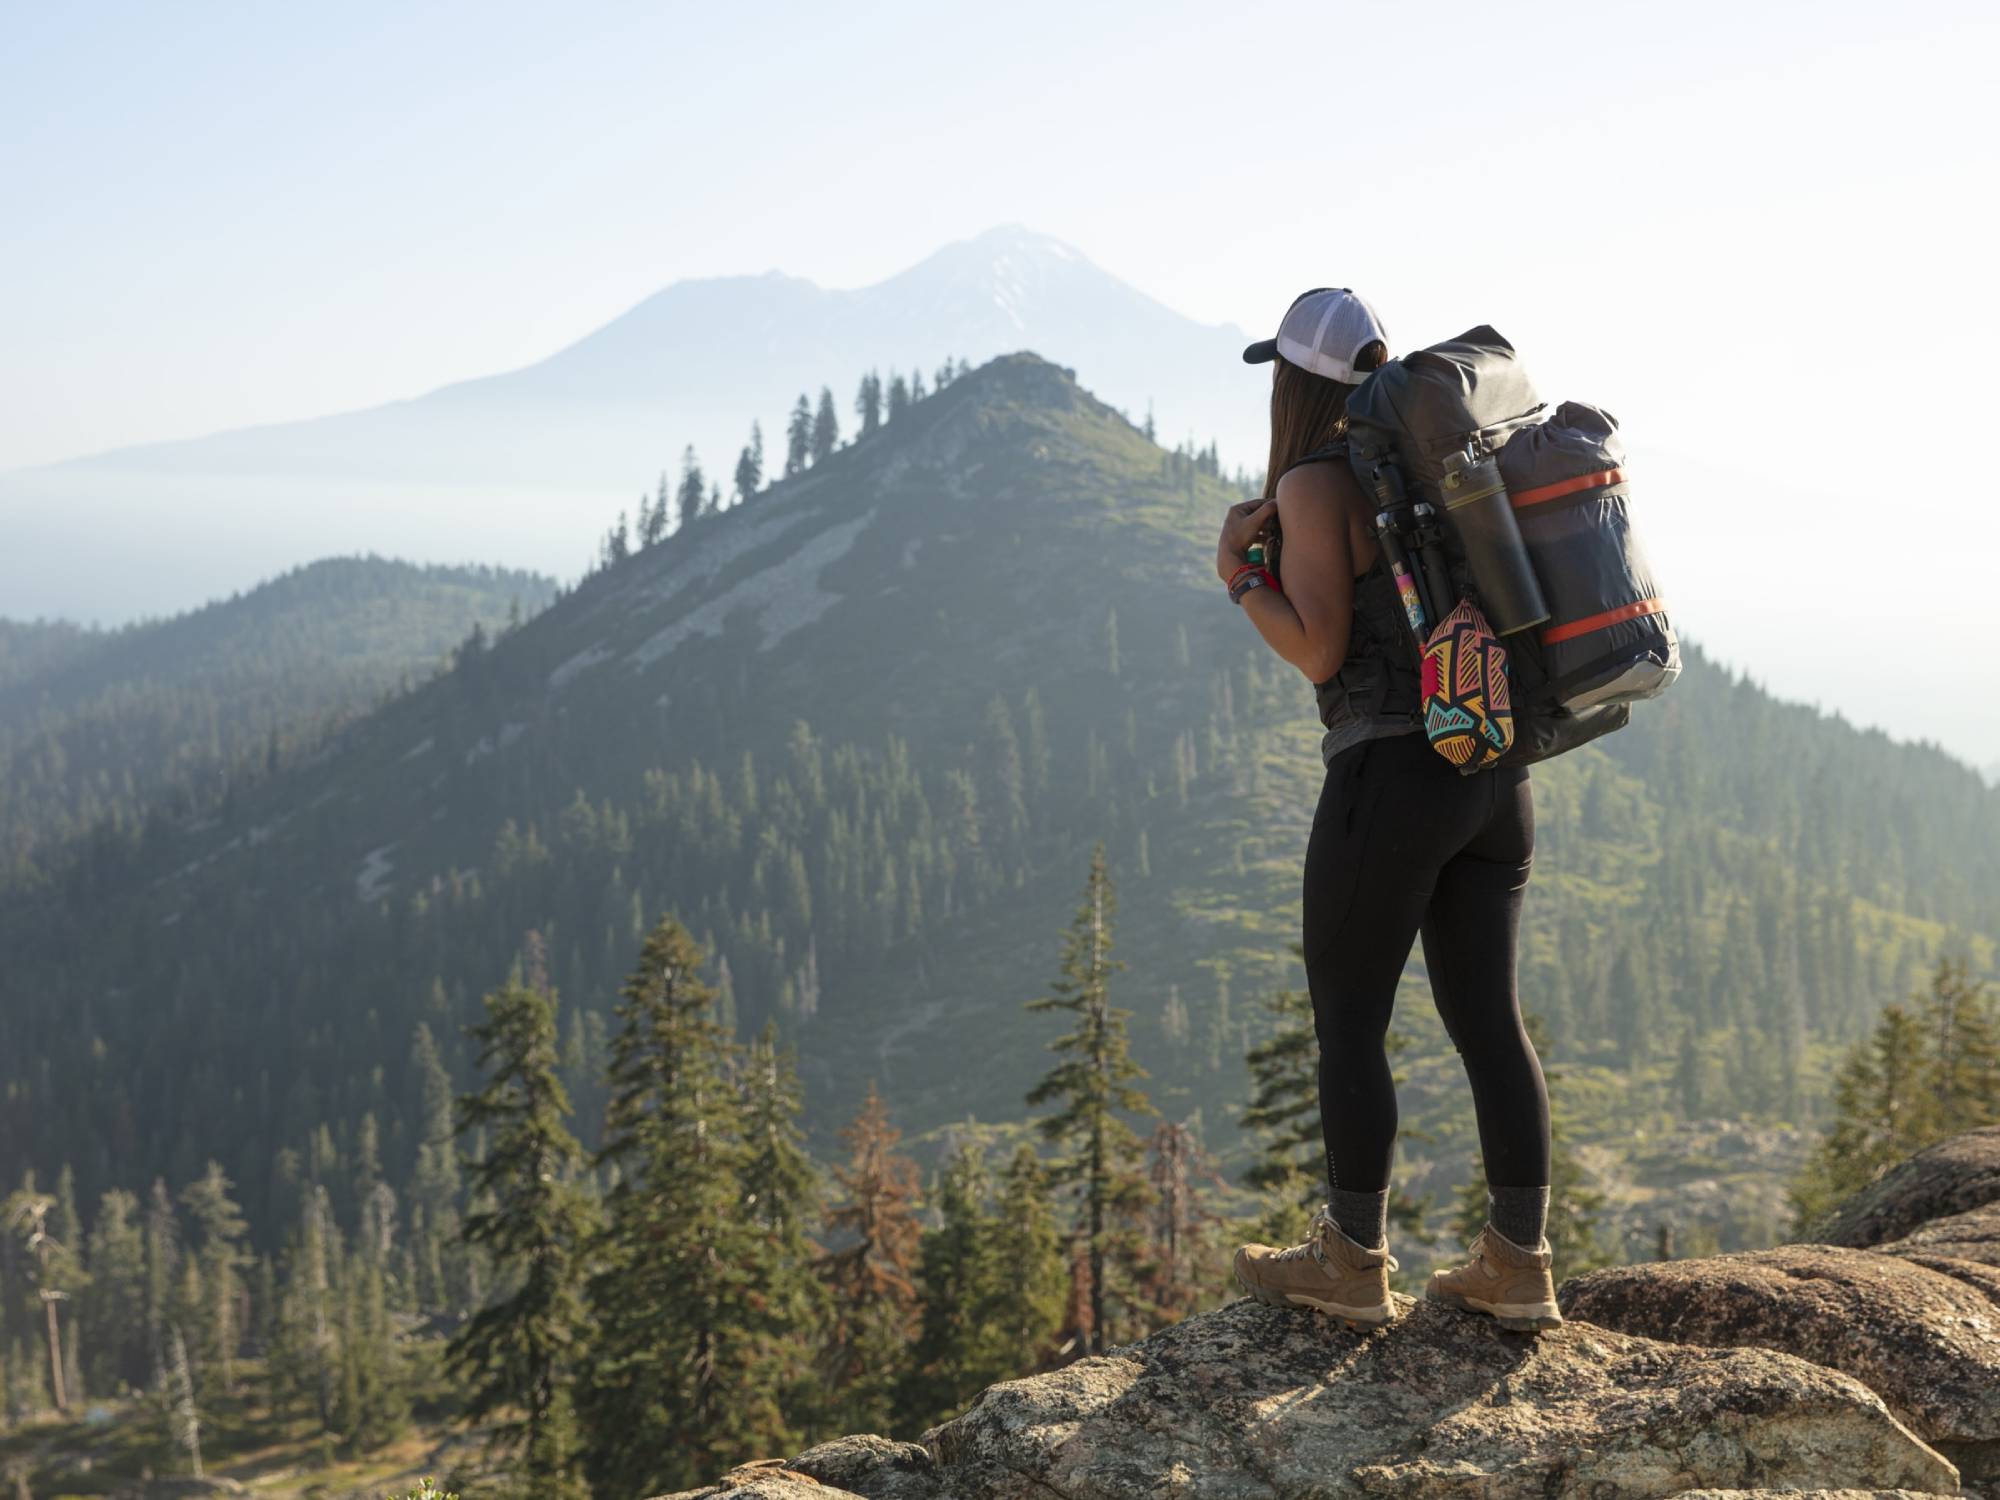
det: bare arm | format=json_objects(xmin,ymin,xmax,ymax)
[{"xmin": 1219, "ymin": 464, "xmax": 1354, "ymax": 683}]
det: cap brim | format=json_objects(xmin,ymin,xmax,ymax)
[{"xmin": 1242, "ymin": 339, "xmax": 1278, "ymax": 365}]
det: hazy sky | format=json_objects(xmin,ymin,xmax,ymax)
[
  {"xmin": 4, "ymin": 0, "xmax": 1995, "ymax": 757},
  {"xmin": 6, "ymin": 0, "xmax": 1990, "ymax": 467}
]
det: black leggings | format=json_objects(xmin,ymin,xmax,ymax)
[{"xmin": 1302, "ymin": 729, "xmax": 1550, "ymax": 1195}]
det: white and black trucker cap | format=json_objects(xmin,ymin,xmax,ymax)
[{"xmin": 1242, "ymin": 287, "xmax": 1389, "ymax": 384}]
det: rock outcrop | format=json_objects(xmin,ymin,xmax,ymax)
[
  {"xmin": 788, "ymin": 1436, "xmax": 939, "ymax": 1498},
  {"xmin": 1813, "ymin": 1126, "xmax": 2000, "ymax": 1249},
  {"xmin": 664, "ymin": 1127, "xmax": 2000, "ymax": 1500},
  {"xmin": 1560, "ymin": 1244, "xmax": 2000, "ymax": 1489},
  {"xmin": 664, "ymin": 1295, "xmax": 1955, "ymax": 1499},
  {"xmin": 1881, "ymin": 1202, "xmax": 2000, "ymax": 1271}
]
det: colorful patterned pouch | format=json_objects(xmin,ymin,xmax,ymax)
[{"xmin": 1420, "ymin": 598, "xmax": 1515, "ymax": 773}]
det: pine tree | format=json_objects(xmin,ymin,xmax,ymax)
[
  {"xmin": 581, "ymin": 915, "xmax": 791, "ymax": 1498},
  {"xmin": 1024, "ymin": 842, "xmax": 1157, "ymax": 1354},
  {"xmin": 447, "ymin": 952, "xmax": 596, "ymax": 1500},
  {"xmin": 897, "ymin": 1141, "xmax": 996, "ymax": 1430},
  {"xmin": 178, "ymin": 1162, "xmax": 247, "ymax": 1393},
  {"xmin": 856, "ymin": 371, "xmax": 882, "ymax": 436},
  {"xmin": 335, "ymin": 1244, "xmax": 408, "ymax": 1451},
  {"xmin": 739, "ymin": 1020, "xmax": 831, "ymax": 1443},
  {"xmin": 735, "ymin": 421, "xmax": 765, "ymax": 503},
  {"xmin": 602, "ymin": 510, "xmax": 630, "ymax": 568},
  {"xmin": 811, "ymin": 386, "xmax": 840, "ymax": 463},
  {"xmin": 638, "ymin": 483, "xmax": 668, "ymax": 547},
  {"xmin": 142, "ymin": 1179, "xmax": 180, "ymax": 1388},
  {"xmin": 818, "ymin": 1081, "xmax": 923, "ymax": 1432},
  {"xmin": 268, "ymin": 1184, "xmax": 339, "ymax": 1434},
  {"xmin": 84, "ymin": 1188, "xmax": 148, "ymax": 1393},
  {"xmin": 978, "ymin": 692, "xmax": 1028, "ymax": 866},
  {"xmin": 409, "ymin": 1023, "xmax": 461, "ymax": 1316},
  {"xmin": 676, "ymin": 446, "xmax": 707, "ymax": 534},
  {"xmin": 1791, "ymin": 957, "xmax": 2000, "ymax": 1230},
  {"xmin": 887, "ymin": 373, "xmax": 910, "ymax": 422},
  {"xmin": 1020, "ymin": 684, "xmax": 1051, "ymax": 813},
  {"xmin": 785, "ymin": 395, "xmax": 813, "ymax": 477},
  {"xmin": 1922, "ymin": 956, "xmax": 2000, "ymax": 1124},
  {"xmin": 981, "ymin": 1143, "xmax": 1064, "ymax": 1374}
]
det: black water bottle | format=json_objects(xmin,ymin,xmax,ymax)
[{"xmin": 1439, "ymin": 449, "xmax": 1549, "ymax": 636}]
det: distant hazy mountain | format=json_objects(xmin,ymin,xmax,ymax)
[{"xmin": 1, "ymin": 226, "xmax": 1258, "ymax": 624}]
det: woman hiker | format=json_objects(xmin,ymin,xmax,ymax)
[{"xmin": 1216, "ymin": 287, "xmax": 1563, "ymax": 1334}]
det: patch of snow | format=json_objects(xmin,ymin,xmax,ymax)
[
  {"xmin": 161, "ymin": 910, "xmax": 181, "ymax": 927},
  {"xmin": 630, "ymin": 510, "xmax": 875, "ymax": 669},
  {"xmin": 548, "ymin": 644, "xmax": 612, "ymax": 692},
  {"xmin": 356, "ymin": 843, "xmax": 398, "ymax": 904},
  {"xmin": 401, "ymin": 736, "xmax": 435, "ymax": 762},
  {"xmin": 901, "ymin": 536, "xmax": 923, "ymax": 569}
]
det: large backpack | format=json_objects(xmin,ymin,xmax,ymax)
[{"xmin": 1342, "ymin": 326, "xmax": 1679, "ymax": 767}]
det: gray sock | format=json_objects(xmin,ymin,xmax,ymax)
[
  {"xmin": 1327, "ymin": 1187, "xmax": 1389, "ymax": 1249},
  {"xmin": 1488, "ymin": 1185, "xmax": 1550, "ymax": 1249}
]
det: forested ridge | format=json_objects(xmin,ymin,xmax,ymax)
[
  {"xmin": 2, "ymin": 351, "xmax": 1994, "ymax": 1271},
  {"xmin": 0, "ymin": 557, "xmax": 554, "ymax": 871}
]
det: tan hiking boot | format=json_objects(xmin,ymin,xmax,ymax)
[
  {"xmin": 1233, "ymin": 1205, "xmax": 1399, "ymax": 1330},
  {"xmin": 1425, "ymin": 1223, "xmax": 1564, "ymax": 1332}
]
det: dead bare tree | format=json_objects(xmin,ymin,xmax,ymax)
[{"xmin": 5, "ymin": 1191, "xmax": 69, "ymax": 1413}]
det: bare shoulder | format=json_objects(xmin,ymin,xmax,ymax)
[{"xmin": 1274, "ymin": 457, "xmax": 1361, "ymax": 527}]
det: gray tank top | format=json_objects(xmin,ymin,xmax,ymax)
[{"xmin": 1283, "ymin": 444, "xmax": 1424, "ymax": 768}]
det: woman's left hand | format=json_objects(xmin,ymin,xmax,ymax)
[{"xmin": 1216, "ymin": 497, "xmax": 1276, "ymax": 583}]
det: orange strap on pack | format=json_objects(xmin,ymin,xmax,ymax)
[
  {"xmin": 1511, "ymin": 467, "xmax": 1626, "ymax": 510},
  {"xmin": 1542, "ymin": 597, "xmax": 1665, "ymax": 645}
]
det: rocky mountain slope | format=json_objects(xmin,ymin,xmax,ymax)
[{"xmin": 666, "ymin": 1128, "xmax": 2000, "ymax": 1500}]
